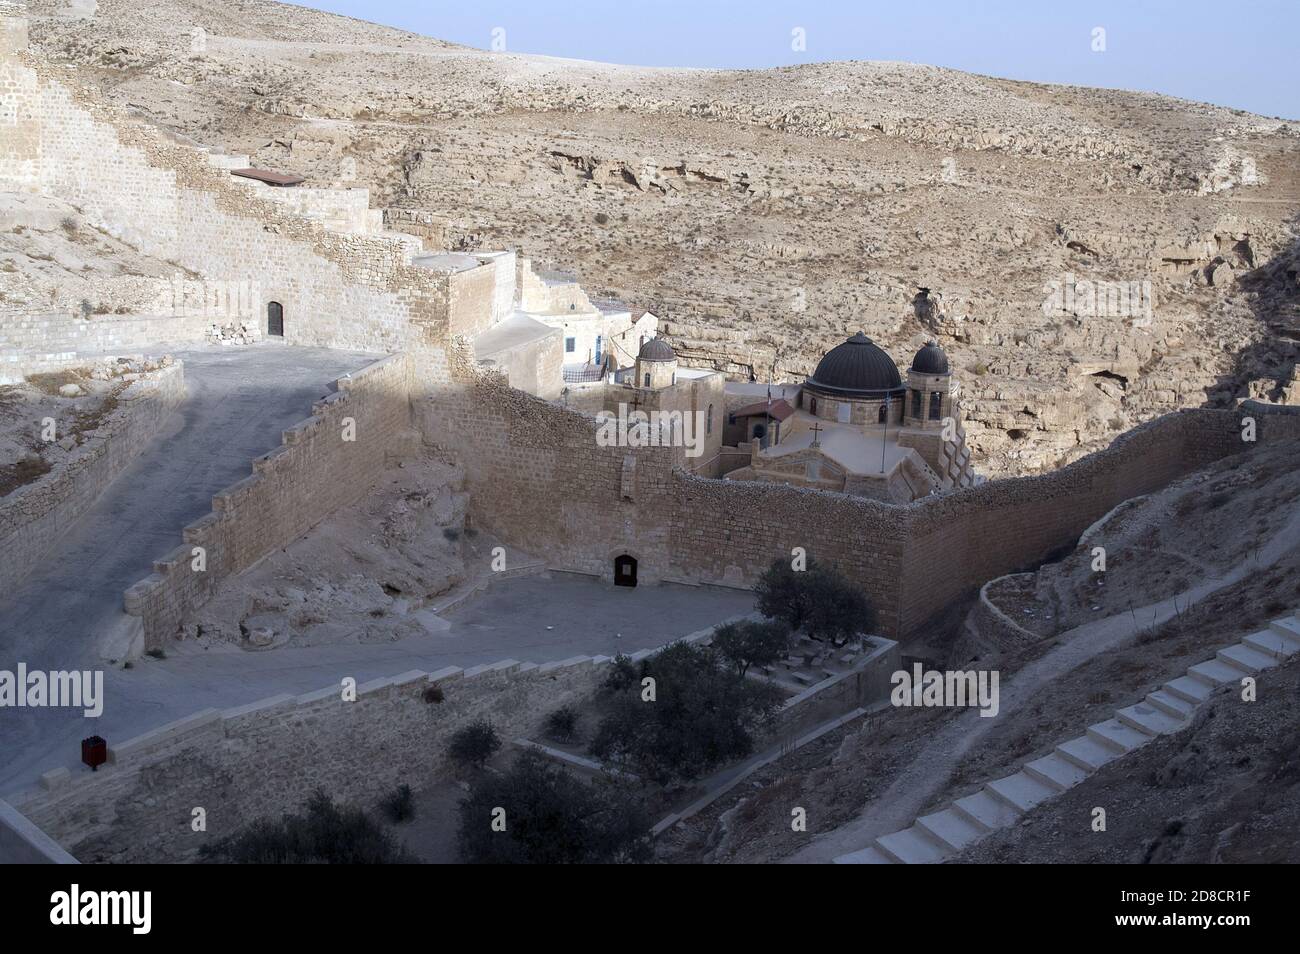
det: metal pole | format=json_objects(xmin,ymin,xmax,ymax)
[{"xmin": 880, "ymin": 394, "xmax": 889, "ymax": 473}]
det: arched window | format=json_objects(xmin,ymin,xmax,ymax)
[
  {"xmin": 929, "ymin": 391, "xmax": 942, "ymax": 420},
  {"xmin": 706, "ymin": 404, "xmax": 714, "ymax": 435},
  {"xmin": 809, "ymin": 396, "xmax": 818, "ymax": 416},
  {"xmin": 878, "ymin": 402, "xmax": 888, "ymax": 423},
  {"xmin": 911, "ymin": 389, "xmax": 922, "ymax": 418},
  {"xmin": 644, "ymin": 372, "xmax": 651, "ymax": 387}
]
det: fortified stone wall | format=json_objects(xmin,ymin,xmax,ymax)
[
  {"xmin": 437, "ymin": 252, "xmax": 518, "ymax": 339},
  {"xmin": 0, "ymin": 313, "xmax": 230, "ymax": 370},
  {"xmin": 421, "ymin": 357, "xmax": 1292, "ymax": 636},
  {"xmin": 0, "ymin": 361, "xmax": 185, "ymax": 594},
  {"xmin": 123, "ymin": 353, "xmax": 415, "ymax": 648},
  {"xmin": 1, "ymin": 20, "xmax": 453, "ymax": 352},
  {"xmin": 420, "ymin": 354, "xmax": 679, "ymax": 583},
  {"xmin": 892, "ymin": 408, "xmax": 1277, "ymax": 634},
  {"xmin": 235, "ymin": 182, "xmax": 381, "ymax": 237},
  {"xmin": 382, "ymin": 207, "xmax": 446, "ymax": 249}
]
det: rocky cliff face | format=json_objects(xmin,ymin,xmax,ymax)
[{"xmin": 23, "ymin": 0, "xmax": 1300, "ymax": 476}]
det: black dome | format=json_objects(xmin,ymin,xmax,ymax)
[
  {"xmin": 911, "ymin": 340, "xmax": 950, "ymax": 375},
  {"xmin": 806, "ymin": 332, "xmax": 903, "ymax": 396},
  {"xmin": 638, "ymin": 338, "xmax": 675, "ymax": 362}
]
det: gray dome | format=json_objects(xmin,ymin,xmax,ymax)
[
  {"xmin": 911, "ymin": 341, "xmax": 950, "ymax": 375},
  {"xmin": 806, "ymin": 332, "xmax": 902, "ymax": 397},
  {"xmin": 638, "ymin": 338, "xmax": 675, "ymax": 362}
]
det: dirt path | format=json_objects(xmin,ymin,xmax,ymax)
[{"xmin": 784, "ymin": 502, "xmax": 1300, "ymax": 864}]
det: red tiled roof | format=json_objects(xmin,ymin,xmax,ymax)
[{"xmin": 732, "ymin": 398, "xmax": 795, "ymax": 422}]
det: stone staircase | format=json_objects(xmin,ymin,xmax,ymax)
[{"xmin": 836, "ymin": 609, "xmax": 1300, "ymax": 864}]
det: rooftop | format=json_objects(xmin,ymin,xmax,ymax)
[{"xmin": 230, "ymin": 168, "xmax": 306, "ymax": 187}]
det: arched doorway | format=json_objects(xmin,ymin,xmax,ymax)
[
  {"xmin": 614, "ymin": 554, "xmax": 638, "ymax": 587},
  {"xmin": 267, "ymin": 301, "xmax": 284, "ymax": 337}
]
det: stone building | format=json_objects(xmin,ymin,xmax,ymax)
[{"xmin": 723, "ymin": 333, "xmax": 978, "ymax": 501}]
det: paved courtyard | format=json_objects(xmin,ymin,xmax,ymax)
[
  {"xmin": 0, "ymin": 343, "xmax": 754, "ymax": 793},
  {"xmin": 0, "ymin": 574, "xmax": 753, "ymax": 795}
]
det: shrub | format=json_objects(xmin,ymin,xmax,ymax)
[
  {"xmin": 544, "ymin": 706, "xmax": 580, "ymax": 743},
  {"xmin": 422, "ymin": 684, "xmax": 445, "ymax": 705},
  {"xmin": 448, "ymin": 720, "xmax": 501, "ymax": 769},
  {"xmin": 457, "ymin": 751, "xmax": 650, "ymax": 863},
  {"xmin": 711, "ymin": 619, "xmax": 791, "ymax": 676},
  {"xmin": 381, "ymin": 784, "xmax": 415, "ymax": 823},
  {"xmin": 590, "ymin": 641, "xmax": 782, "ymax": 784},
  {"xmin": 600, "ymin": 653, "xmax": 640, "ymax": 695},
  {"xmin": 199, "ymin": 790, "xmax": 415, "ymax": 864}
]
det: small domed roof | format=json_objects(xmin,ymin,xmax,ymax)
[
  {"xmin": 911, "ymin": 340, "xmax": 950, "ymax": 375},
  {"xmin": 806, "ymin": 332, "xmax": 902, "ymax": 396},
  {"xmin": 638, "ymin": 338, "xmax": 676, "ymax": 362}
]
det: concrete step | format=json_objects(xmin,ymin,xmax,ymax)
[
  {"xmin": 915, "ymin": 808, "xmax": 987, "ymax": 851},
  {"xmin": 1116, "ymin": 702, "xmax": 1185, "ymax": 736},
  {"xmin": 1056, "ymin": 734, "xmax": 1121, "ymax": 771},
  {"xmin": 1087, "ymin": 718, "xmax": 1155, "ymax": 753},
  {"xmin": 1269, "ymin": 615, "xmax": 1300, "ymax": 642},
  {"xmin": 1146, "ymin": 688, "xmax": 1196, "ymax": 720},
  {"xmin": 1164, "ymin": 675, "xmax": 1214, "ymax": 705},
  {"xmin": 985, "ymin": 771, "xmax": 1057, "ymax": 813},
  {"xmin": 952, "ymin": 790, "xmax": 1022, "ymax": 831},
  {"xmin": 1246, "ymin": 628, "xmax": 1300, "ymax": 660},
  {"xmin": 1187, "ymin": 659, "xmax": 1246, "ymax": 688},
  {"xmin": 875, "ymin": 826, "xmax": 951, "ymax": 864},
  {"xmin": 1024, "ymin": 753, "xmax": 1091, "ymax": 792},
  {"xmin": 833, "ymin": 845, "xmax": 897, "ymax": 864},
  {"xmin": 1216, "ymin": 644, "xmax": 1278, "ymax": 676}
]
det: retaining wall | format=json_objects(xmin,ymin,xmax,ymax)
[
  {"xmin": 122, "ymin": 353, "xmax": 414, "ymax": 648},
  {"xmin": 0, "ymin": 362, "xmax": 185, "ymax": 594}
]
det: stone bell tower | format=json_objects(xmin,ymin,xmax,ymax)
[
  {"xmin": 904, "ymin": 340, "xmax": 954, "ymax": 429},
  {"xmin": 635, "ymin": 337, "xmax": 677, "ymax": 390}
]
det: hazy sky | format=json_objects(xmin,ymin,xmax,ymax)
[{"xmin": 298, "ymin": 0, "xmax": 1298, "ymax": 119}]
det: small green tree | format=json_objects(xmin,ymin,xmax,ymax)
[
  {"xmin": 802, "ymin": 564, "xmax": 874, "ymax": 644},
  {"xmin": 457, "ymin": 751, "xmax": 651, "ymax": 864},
  {"xmin": 544, "ymin": 705, "xmax": 580, "ymax": 743},
  {"xmin": 755, "ymin": 558, "xmax": 817, "ymax": 631},
  {"xmin": 711, "ymin": 619, "xmax": 791, "ymax": 676},
  {"xmin": 755, "ymin": 557, "xmax": 874, "ymax": 645},
  {"xmin": 448, "ymin": 720, "xmax": 501, "ymax": 769},
  {"xmin": 590, "ymin": 641, "xmax": 782, "ymax": 784}
]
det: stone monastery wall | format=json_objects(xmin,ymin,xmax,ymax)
[
  {"xmin": 0, "ymin": 362, "xmax": 185, "ymax": 594},
  {"xmin": 419, "ymin": 349, "xmax": 680, "ymax": 582},
  {"xmin": 123, "ymin": 353, "xmax": 414, "ymax": 648},
  {"xmin": 423, "ymin": 360, "xmax": 1294, "ymax": 636},
  {"xmin": 1, "ymin": 15, "xmax": 453, "ymax": 353},
  {"xmin": 0, "ymin": 313, "xmax": 227, "ymax": 375}
]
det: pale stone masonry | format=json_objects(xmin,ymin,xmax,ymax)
[
  {"xmin": 1, "ymin": 9, "xmax": 454, "ymax": 355},
  {"xmin": 0, "ymin": 361, "xmax": 185, "ymax": 594},
  {"xmin": 122, "ymin": 354, "xmax": 415, "ymax": 648},
  {"xmin": 426, "ymin": 357, "xmax": 1300, "ymax": 637}
]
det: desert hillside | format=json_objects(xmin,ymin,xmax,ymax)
[{"xmin": 24, "ymin": 0, "xmax": 1300, "ymax": 475}]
